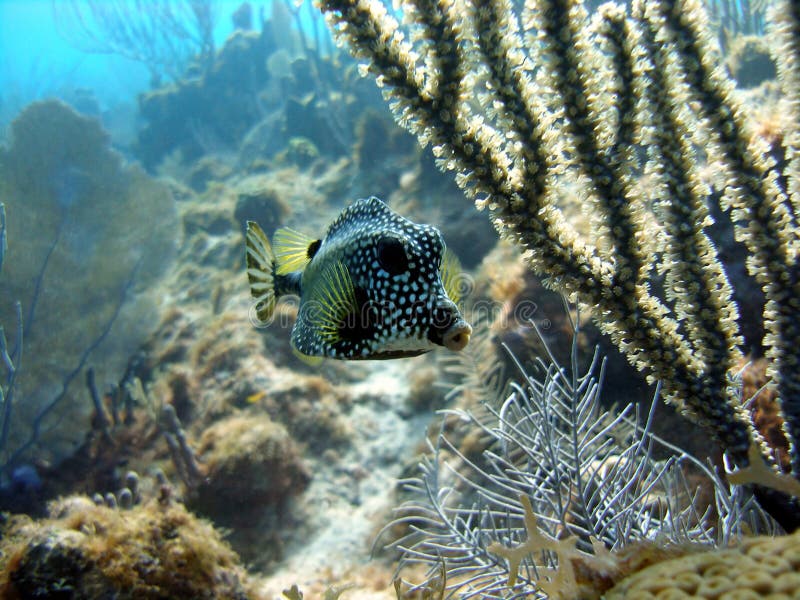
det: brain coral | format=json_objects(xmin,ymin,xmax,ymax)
[
  {"xmin": 605, "ymin": 528, "xmax": 800, "ymax": 599},
  {"xmin": 0, "ymin": 100, "xmax": 177, "ymax": 467}
]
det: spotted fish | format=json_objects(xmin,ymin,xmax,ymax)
[{"xmin": 245, "ymin": 196, "xmax": 472, "ymax": 361}]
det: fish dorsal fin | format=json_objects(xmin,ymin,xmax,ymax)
[
  {"xmin": 440, "ymin": 247, "xmax": 464, "ymax": 306},
  {"xmin": 245, "ymin": 221, "xmax": 276, "ymax": 323},
  {"xmin": 323, "ymin": 197, "xmax": 397, "ymax": 243},
  {"xmin": 291, "ymin": 261, "xmax": 358, "ymax": 357},
  {"xmin": 273, "ymin": 227, "xmax": 318, "ymax": 275}
]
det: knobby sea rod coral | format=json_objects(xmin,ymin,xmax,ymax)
[{"xmin": 314, "ymin": 0, "xmax": 800, "ymax": 521}]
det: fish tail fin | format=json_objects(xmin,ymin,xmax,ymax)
[
  {"xmin": 273, "ymin": 227, "xmax": 317, "ymax": 275},
  {"xmin": 246, "ymin": 221, "xmax": 277, "ymax": 323}
]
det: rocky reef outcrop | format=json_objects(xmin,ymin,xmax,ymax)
[{"xmin": 0, "ymin": 493, "xmax": 258, "ymax": 599}]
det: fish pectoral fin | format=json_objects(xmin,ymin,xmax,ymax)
[
  {"xmin": 273, "ymin": 227, "xmax": 319, "ymax": 275},
  {"xmin": 440, "ymin": 247, "xmax": 464, "ymax": 306},
  {"xmin": 291, "ymin": 261, "xmax": 358, "ymax": 360},
  {"xmin": 246, "ymin": 221, "xmax": 276, "ymax": 323},
  {"xmin": 311, "ymin": 260, "xmax": 358, "ymax": 345}
]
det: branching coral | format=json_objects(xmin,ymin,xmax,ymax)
[
  {"xmin": 0, "ymin": 202, "xmax": 6, "ymax": 274},
  {"xmin": 314, "ymin": 0, "xmax": 800, "ymax": 514},
  {"xmin": 382, "ymin": 318, "xmax": 775, "ymax": 598}
]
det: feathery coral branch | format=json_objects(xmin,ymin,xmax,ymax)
[{"xmin": 315, "ymin": 0, "xmax": 800, "ymax": 493}]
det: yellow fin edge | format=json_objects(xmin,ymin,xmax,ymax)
[
  {"xmin": 291, "ymin": 344, "xmax": 324, "ymax": 366},
  {"xmin": 273, "ymin": 227, "xmax": 316, "ymax": 275}
]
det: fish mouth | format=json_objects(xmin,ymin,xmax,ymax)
[
  {"xmin": 443, "ymin": 321, "xmax": 472, "ymax": 351},
  {"xmin": 428, "ymin": 297, "xmax": 472, "ymax": 352}
]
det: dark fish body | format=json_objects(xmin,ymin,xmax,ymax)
[{"xmin": 246, "ymin": 197, "xmax": 471, "ymax": 361}]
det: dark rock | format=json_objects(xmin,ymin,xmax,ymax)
[
  {"xmin": 188, "ymin": 156, "xmax": 234, "ymax": 192},
  {"xmin": 439, "ymin": 206, "xmax": 499, "ymax": 270},
  {"xmin": 182, "ymin": 205, "xmax": 236, "ymax": 237},
  {"xmin": 135, "ymin": 30, "xmax": 273, "ymax": 170},
  {"xmin": 10, "ymin": 535, "xmax": 90, "ymax": 599},
  {"xmin": 233, "ymin": 184, "xmax": 289, "ymax": 237},
  {"xmin": 231, "ymin": 2, "xmax": 252, "ymax": 31}
]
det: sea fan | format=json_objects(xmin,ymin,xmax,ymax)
[{"xmin": 385, "ymin": 310, "xmax": 773, "ymax": 598}]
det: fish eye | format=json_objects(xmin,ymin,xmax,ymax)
[{"xmin": 377, "ymin": 237, "xmax": 409, "ymax": 275}]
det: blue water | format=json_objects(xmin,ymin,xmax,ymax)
[
  {"xmin": 1, "ymin": 1, "xmax": 143, "ymax": 106},
  {"xmin": 0, "ymin": 0, "xmax": 283, "ymax": 133}
]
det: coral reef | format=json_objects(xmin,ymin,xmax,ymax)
[
  {"xmin": 135, "ymin": 7, "xmax": 380, "ymax": 172},
  {"xmin": 384, "ymin": 316, "xmax": 775, "ymax": 597},
  {"xmin": 0, "ymin": 100, "xmax": 176, "ymax": 470},
  {"xmin": 316, "ymin": 0, "xmax": 800, "ymax": 524},
  {"xmin": 92, "ymin": 154, "xmax": 421, "ymax": 575},
  {"xmin": 136, "ymin": 29, "xmax": 271, "ymax": 168},
  {"xmin": 470, "ymin": 489, "xmax": 798, "ymax": 600},
  {"xmin": 190, "ymin": 413, "xmax": 310, "ymax": 518},
  {"xmin": 605, "ymin": 527, "xmax": 800, "ymax": 599},
  {"xmin": 187, "ymin": 413, "xmax": 311, "ymax": 569},
  {"xmin": 0, "ymin": 494, "xmax": 258, "ymax": 600},
  {"xmin": 10, "ymin": 1, "xmax": 796, "ymax": 595}
]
